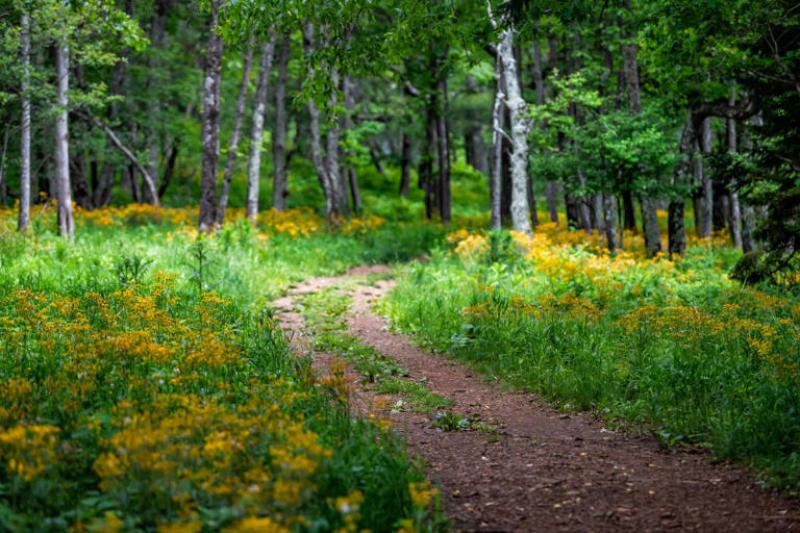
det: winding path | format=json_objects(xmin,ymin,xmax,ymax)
[{"xmin": 274, "ymin": 266, "xmax": 800, "ymax": 532}]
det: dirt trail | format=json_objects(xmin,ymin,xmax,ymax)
[{"xmin": 274, "ymin": 267, "xmax": 800, "ymax": 532}]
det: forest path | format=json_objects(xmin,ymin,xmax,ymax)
[{"xmin": 273, "ymin": 266, "xmax": 800, "ymax": 532}]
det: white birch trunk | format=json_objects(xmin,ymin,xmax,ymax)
[
  {"xmin": 245, "ymin": 36, "xmax": 276, "ymax": 220},
  {"xmin": 55, "ymin": 13, "xmax": 74, "ymax": 240},
  {"xmin": 497, "ymin": 25, "xmax": 532, "ymax": 234},
  {"xmin": 490, "ymin": 53, "xmax": 504, "ymax": 231},
  {"xmin": 218, "ymin": 39, "xmax": 255, "ymax": 224},
  {"xmin": 18, "ymin": 13, "xmax": 31, "ymax": 232}
]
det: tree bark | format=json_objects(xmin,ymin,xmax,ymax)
[
  {"xmin": 303, "ymin": 23, "xmax": 337, "ymax": 221},
  {"xmin": 421, "ymin": 101, "xmax": 437, "ymax": 220},
  {"xmin": 694, "ymin": 115, "xmax": 714, "ymax": 239},
  {"xmin": 545, "ymin": 182, "xmax": 559, "ymax": 223},
  {"xmin": 399, "ymin": 132, "xmax": 412, "ymax": 197},
  {"xmin": 623, "ymin": 39, "xmax": 660, "ymax": 256},
  {"xmin": 217, "ymin": 40, "xmax": 255, "ymax": 225},
  {"xmin": 272, "ymin": 34, "xmax": 291, "ymax": 211},
  {"xmin": 326, "ymin": 68, "xmax": 349, "ymax": 215},
  {"xmin": 343, "ymin": 75, "xmax": 361, "ymax": 212},
  {"xmin": 244, "ymin": 36, "xmax": 276, "ymax": 220},
  {"xmin": 55, "ymin": 13, "xmax": 74, "ymax": 239},
  {"xmin": 490, "ymin": 52, "xmax": 504, "ymax": 231},
  {"xmin": 604, "ymin": 193, "xmax": 619, "ymax": 251},
  {"xmin": 198, "ymin": 0, "xmax": 223, "ymax": 231},
  {"xmin": 435, "ymin": 74, "xmax": 451, "ymax": 224},
  {"xmin": 144, "ymin": 0, "xmax": 168, "ymax": 205},
  {"xmin": 70, "ymin": 144, "xmax": 92, "ymax": 209},
  {"xmin": 669, "ymin": 115, "xmax": 694, "ymax": 257},
  {"xmin": 727, "ymin": 84, "xmax": 743, "ymax": 248},
  {"xmin": 494, "ymin": 15, "xmax": 532, "ymax": 234},
  {"xmin": 18, "ymin": 13, "xmax": 31, "ymax": 232},
  {"xmin": 158, "ymin": 143, "xmax": 179, "ymax": 198}
]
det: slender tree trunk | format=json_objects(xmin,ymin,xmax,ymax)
[
  {"xmin": 217, "ymin": 40, "xmax": 254, "ymax": 225},
  {"xmin": 399, "ymin": 132, "xmax": 412, "ymax": 197},
  {"xmin": 198, "ymin": 0, "xmax": 223, "ymax": 231},
  {"xmin": 695, "ymin": 115, "xmax": 714, "ymax": 239},
  {"xmin": 435, "ymin": 74, "xmax": 451, "ymax": 223},
  {"xmin": 490, "ymin": 52, "xmax": 504, "ymax": 230},
  {"xmin": 70, "ymin": 146, "xmax": 92, "ymax": 209},
  {"xmin": 327, "ymin": 68, "xmax": 349, "ymax": 215},
  {"xmin": 272, "ymin": 34, "xmax": 290, "ymax": 211},
  {"xmin": 623, "ymin": 39, "xmax": 660, "ymax": 256},
  {"xmin": 533, "ymin": 40, "xmax": 559, "ymax": 224},
  {"xmin": 144, "ymin": 0, "xmax": 167, "ymax": 205},
  {"xmin": 622, "ymin": 191, "xmax": 636, "ymax": 230},
  {"xmin": 545, "ymin": 182, "xmax": 559, "ymax": 223},
  {"xmin": 0, "ymin": 126, "xmax": 8, "ymax": 206},
  {"xmin": 303, "ymin": 23, "xmax": 337, "ymax": 221},
  {"xmin": 244, "ymin": 36, "xmax": 276, "ymax": 221},
  {"xmin": 342, "ymin": 75, "xmax": 361, "ymax": 212},
  {"xmin": 421, "ymin": 101, "xmax": 437, "ymax": 220},
  {"xmin": 669, "ymin": 115, "xmax": 693, "ymax": 257},
  {"xmin": 727, "ymin": 84, "xmax": 743, "ymax": 248},
  {"xmin": 158, "ymin": 143, "xmax": 179, "ymax": 198},
  {"xmin": 495, "ymin": 18, "xmax": 532, "ymax": 234},
  {"xmin": 55, "ymin": 15, "xmax": 74, "ymax": 240},
  {"xmin": 604, "ymin": 193, "xmax": 619, "ymax": 251},
  {"xmin": 18, "ymin": 13, "xmax": 31, "ymax": 232}
]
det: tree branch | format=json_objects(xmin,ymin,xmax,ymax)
[{"xmin": 78, "ymin": 109, "xmax": 160, "ymax": 206}]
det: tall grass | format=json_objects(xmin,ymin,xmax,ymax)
[{"xmin": 384, "ymin": 229, "xmax": 800, "ymax": 489}]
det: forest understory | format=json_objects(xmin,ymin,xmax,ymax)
[{"xmin": 2, "ymin": 0, "xmax": 800, "ymax": 531}]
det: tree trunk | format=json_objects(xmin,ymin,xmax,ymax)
[
  {"xmin": 144, "ymin": 0, "xmax": 167, "ymax": 206},
  {"xmin": 303, "ymin": 23, "xmax": 337, "ymax": 221},
  {"xmin": 217, "ymin": 40, "xmax": 255, "ymax": 225},
  {"xmin": 668, "ymin": 201, "xmax": 686, "ymax": 257},
  {"xmin": 421, "ymin": 101, "xmax": 437, "ymax": 220},
  {"xmin": 727, "ymin": 84, "xmax": 743, "ymax": 248},
  {"xmin": 435, "ymin": 75, "xmax": 451, "ymax": 224},
  {"xmin": 244, "ymin": 36, "xmax": 276, "ymax": 221},
  {"xmin": 399, "ymin": 132, "xmax": 412, "ymax": 197},
  {"xmin": 198, "ymin": 0, "xmax": 223, "ymax": 231},
  {"xmin": 565, "ymin": 193, "xmax": 580, "ymax": 229},
  {"xmin": 603, "ymin": 193, "xmax": 619, "ymax": 251},
  {"xmin": 18, "ymin": 13, "xmax": 31, "ymax": 232},
  {"xmin": 343, "ymin": 75, "xmax": 361, "ymax": 212},
  {"xmin": 622, "ymin": 191, "xmax": 636, "ymax": 230},
  {"xmin": 326, "ymin": 68, "xmax": 349, "ymax": 215},
  {"xmin": 70, "ymin": 145, "xmax": 93, "ymax": 209},
  {"xmin": 623, "ymin": 39, "xmax": 660, "ymax": 256},
  {"xmin": 490, "ymin": 53, "xmax": 504, "ymax": 230},
  {"xmin": 55, "ymin": 15, "xmax": 74, "ymax": 240},
  {"xmin": 0, "ymin": 126, "xmax": 8, "ymax": 206},
  {"xmin": 545, "ymin": 182, "xmax": 559, "ymax": 223},
  {"xmin": 669, "ymin": 114, "xmax": 693, "ymax": 257},
  {"xmin": 496, "ymin": 22, "xmax": 532, "ymax": 234},
  {"xmin": 532, "ymin": 40, "xmax": 560, "ymax": 224},
  {"xmin": 272, "ymin": 34, "xmax": 290, "ymax": 211},
  {"xmin": 158, "ymin": 143, "xmax": 179, "ymax": 198},
  {"xmin": 695, "ymin": 115, "xmax": 714, "ymax": 238}
]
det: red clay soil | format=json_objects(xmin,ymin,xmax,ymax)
[{"xmin": 275, "ymin": 268, "xmax": 800, "ymax": 532}]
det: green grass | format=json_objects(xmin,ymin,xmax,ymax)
[{"xmin": 384, "ymin": 235, "xmax": 800, "ymax": 491}]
